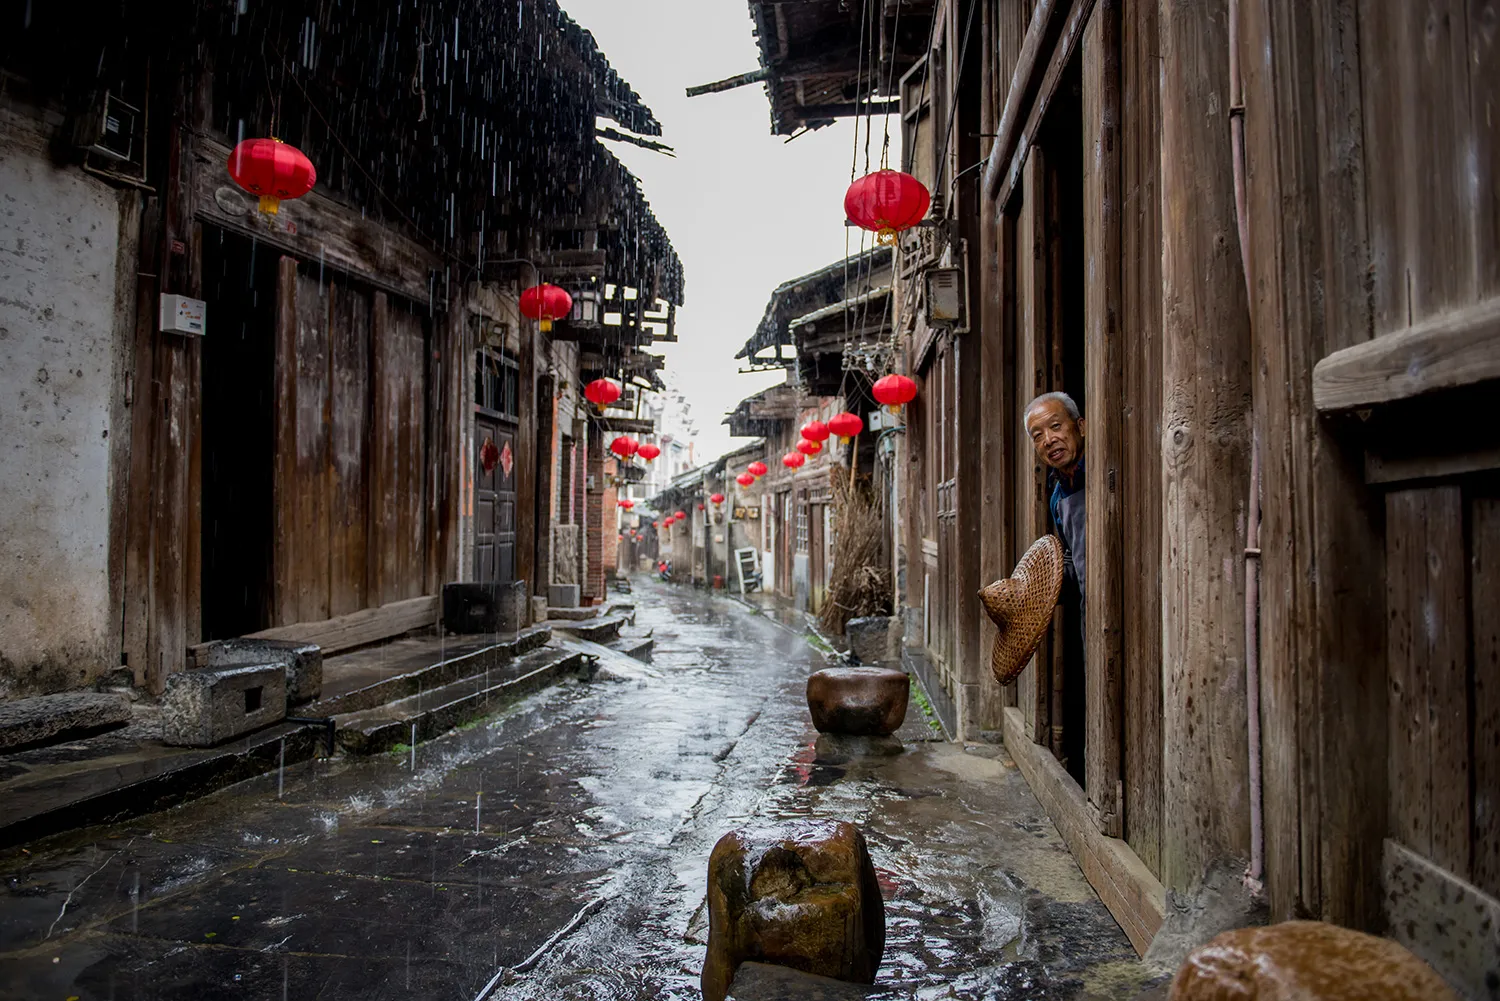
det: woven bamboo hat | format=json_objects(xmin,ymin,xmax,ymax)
[{"xmin": 977, "ymin": 534, "xmax": 1065, "ymax": 685}]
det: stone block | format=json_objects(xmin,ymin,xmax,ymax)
[
  {"xmin": 1169, "ymin": 921, "xmax": 1458, "ymax": 1001},
  {"xmin": 844, "ymin": 616, "xmax": 898, "ymax": 666},
  {"xmin": 728, "ymin": 962, "xmax": 894, "ymax": 1000},
  {"xmin": 193, "ymin": 638, "xmax": 323, "ymax": 704},
  {"xmin": 0, "ymin": 693, "xmax": 132, "ymax": 751},
  {"xmin": 162, "ymin": 664, "xmax": 286, "ymax": 747},
  {"xmin": 548, "ymin": 583, "xmax": 581, "ymax": 608},
  {"xmin": 806, "ymin": 668, "xmax": 910, "ymax": 736},
  {"xmin": 530, "ymin": 596, "xmax": 549, "ymax": 623},
  {"xmin": 703, "ymin": 820, "xmax": 885, "ymax": 1001},
  {"xmin": 442, "ymin": 581, "xmax": 529, "ymax": 634}
]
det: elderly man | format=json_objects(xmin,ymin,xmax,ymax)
[{"xmin": 1025, "ymin": 391, "xmax": 1086, "ymax": 604}]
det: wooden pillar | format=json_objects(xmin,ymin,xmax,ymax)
[
  {"xmin": 1159, "ymin": 0, "xmax": 1253, "ymax": 891},
  {"xmin": 954, "ymin": 0, "xmax": 988, "ymax": 739},
  {"xmin": 515, "ymin": 327, "xmax": 537, "ymax": 596},
  {"xmin": 1082, "ymin": 0, "xmax": 1124, "ymax": 838}
]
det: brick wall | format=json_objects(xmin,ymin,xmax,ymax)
[{"xmin": 584, "ymin": 431, "xmax": 605, "ymax": 602}]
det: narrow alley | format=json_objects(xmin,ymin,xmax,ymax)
[{"xmin": 0, "ymin": 582, "xmax": 1146, "ymax": 1001}]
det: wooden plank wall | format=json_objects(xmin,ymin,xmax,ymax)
[
  {"xmin": 274, "ymin": 267, "xmax": 431, "ymax": 629},
  {"xmin": 1158, "ymin": 0, "xmax": 1252, "ymax": 892},
  {"xmin": 1118, "ymin": 0, "xmax": 1163, "ymax": 878}
]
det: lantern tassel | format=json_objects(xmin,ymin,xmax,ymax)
[
  {"xmin": 540, "ymin": 318, "xmax": 554, "ymax": 332},
  {"xmin": 259, "ymin": 195, "xmax": 281, "ymax": 215},
  {"xmin": 876, "ymin": 227, "xmax": 897, "ymax": 246}
]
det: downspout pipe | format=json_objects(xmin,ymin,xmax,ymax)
[{"xmin": 1228, "ymin": 0, "xmax": 1264, "ymax": 893}]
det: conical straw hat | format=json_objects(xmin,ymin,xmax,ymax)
[{"xmin": 977, "ymin": 535, "xmax": 1065, "ymax": 685}]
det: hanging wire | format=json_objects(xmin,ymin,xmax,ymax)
[{"xmin": 933, "ymin": 0, "xmax": 979, "ymax": 200}]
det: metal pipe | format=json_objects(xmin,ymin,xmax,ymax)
[{"xmin": 1227, "ymin": 0, "xmax": 1264, "ymax": 891}]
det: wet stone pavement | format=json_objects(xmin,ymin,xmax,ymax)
[{"xmin": 0, "ymin": 580, "xmax": 1156, "ymax": 1000}]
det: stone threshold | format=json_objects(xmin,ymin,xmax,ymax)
[{"xmin": 1001, "ymin": 706, "xmax": 1166, "ymax": 955}]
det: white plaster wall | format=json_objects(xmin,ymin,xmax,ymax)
[{"xmin": 0, "ymin": 114, "xmax": 128, "ymax": 694}]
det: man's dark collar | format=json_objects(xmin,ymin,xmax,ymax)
[{"xmin": 1050, "ymin": 455, "xmax": 1085, "ymax": 492}]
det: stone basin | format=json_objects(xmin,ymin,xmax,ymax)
[{"xmin": 806, "ymin": 667, "xmax": 909, "ymax": 736}]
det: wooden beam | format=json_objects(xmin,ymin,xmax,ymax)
[
  {"xmin": 1311, "ymin": 296, "xmax": 1500, "ymax": 412},
  {"xmin": 685, "ymin": 68, "xmax": 768, "ymax": 98},
  {"xmin": 993, "ymin": 0, "xmax": 1099, "ymax": 213},
  {"xmin": 594, "ymin": 416, "xmax": 657, "ymax": 435},
  {"xmin": 794, "ymin": 101, "xmax": 902, "ymax": 120},
  {"xmin": 982, "ymin": 0, "xmax": 1066, "ymax": 200},
  {"xmin": 1002, "ymin": 707, "xmax": 1166, "ymax": 954},
  {"xmin": 188, "ymin": 595, "xmax": 440, "ymax": 662}
]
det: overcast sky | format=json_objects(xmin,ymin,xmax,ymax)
[{"xmin": 561, "ymin": 0, "xmax": 897, "ymax": 463}]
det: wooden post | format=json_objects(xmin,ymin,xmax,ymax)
[
  {"xmin": 516, "ymin": 327, "xmax": 537, "ymax": 597},
  {"xmin": 1082, "ymin": 0, "xmax": 1124, "ymax": 837},
  {"xmin": 1159, "ymin": 0, "xmax": 1253, "ymax": 892},
  {"xmin": 1120, "ymin": 0, "xmax": 1165, "ymax": 879}
]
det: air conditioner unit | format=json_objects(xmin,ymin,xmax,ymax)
[
  {"xmin": 76, "ymin": 91, "xmax": 141, "ymax": 163},
  {"xmin": 924, "ymin": 267, "xmax": 964, "ymax": 326}
]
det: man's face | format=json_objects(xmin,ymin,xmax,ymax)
[{"xmin": 1026, "ymin": 400, "xmax": 1085, "ymax": 474}]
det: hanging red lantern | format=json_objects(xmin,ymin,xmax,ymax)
[
  {"xmin": 637, "ymin": 444, "xmax": 661, "ymax": 461},
  {"xmin": 618, "ymin": 534, "xmax": 624, "ymax": 542},
  {"xmin": 697, "ymin": 503, "xmax": 705, "ymax": 511},
  {"xmin": 783, "ymin": 452, "xmax": 806, "ymax": 469},
  {"xmin": 609, "ymin": 436, "xmax": 639, "ymax": 458},
  {"xmin": 844, "ymin": 169, "xmax": 931, "ymax": 245},
  {"xmin": 675, "ymin": 510, "xmax": 687, "ymax": 520},
  {"xmin": 800, "ymin": 420, "xmax": 830, "ymax": 443},
  {"xmin": 710, "ymin": 493, "xmax": 726, "ymax": 505},
  {"xmin": 828, "ymin": 411, "xmax": 864, "ymax": 441},
  {"xmin": 736, "ymin": 473, "xmax": 755, "ymax": 487},
  {"xmin": 872, "ymin": 373, "xmax": 918, "ymax": 409},
  {"xmin": 747, "ymin": 461, "xmax": 768, "ymax": 477},
  {"xmin": 796, "ymin": 439, "xmax": 822, "ymax": 456},
  {"xmin": 585, "ymin": 378, "xmax": 622, "ymax": 407},
  {"xmin": 228, "ymin": 138, "xmax": 317, "ymax": 215},
  {"xmin": 621, "ymin": 499, "xmax": 636, "ymax": 510},
  {"xmin": 520, "ymin": 284, "xmax": 573, "ymax": 333},
  {"xmin": 653, "ymin": 520, "xmax": 660, "ymax": 528}
]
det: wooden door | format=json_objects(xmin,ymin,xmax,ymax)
[
  {"xmin": 474, "ymin": 351, "xmax": 520, "ymax": 584},
  {"xmin": 931, "ymin": 339, "xmax": 959, "ymax": 697}
]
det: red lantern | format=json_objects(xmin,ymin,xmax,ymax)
[
  {"xmin": 828, "ymin": 411, "xmax": 864, "ymax": 441},
  {"xmin": 800, "ymin": 420, "xmax": 830, "ymax": 443},
  {"xmin": 520, "ymin": 284, "xmax": 573, "ymax": 333},
  {"xmin": 637, "ymin": 444, "xmax": 661, "ymax": 461},
  {"xmin": 747, "ymin": 461, "xmax": 768, "ymax": 477},
  {"xmin": 844, "ymin": 170, "xmax": 931, "ymax": 245},
  {"xmin": 872, "ymin": 374, "xmax": 918, "ymax": 409},
  {"xmin": 228, "ymin": 139, "xmax": 316, "ymax": 215},
  {"xmin": 710, "ymin": 493, "xmax": 726, "ymax": 505},
  {"xmin": 675, "ymin": 510, "xmax": 687, "ymax": 520},
  {"xmin": 697, "ymin": 503, "xmax": 705, "ymax": 511},
  {"xmin": 783, "ymin": 452, "xmax": 806, "ymax": 469},
  {"xmin": 621, "ymin": 499, "xmax": 636, "ymax": 510},
  {"xmin": 796, "ymin": 439, "xmax": 822, "ymax": 456},
  {"xmin": 736, "ymin": 473, "xmax": 755, "ymax": 487},
  {"xmin": 609, "ymin": 436, "xmax": 639, "ymax": 458},
  {"xmin": 653, "ymin": 520, "xmax": 660, "ymax": 528},
  {"xmin": 618, "ymin": 534, "xmax": 624, "ymax": 542},
  {"xmin": 585, "ymin": 378, "xmax": 621, "ymax": 407}
]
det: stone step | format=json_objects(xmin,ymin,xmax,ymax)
[
  {"xmin": 333, "ymin": 646, "xmax": 586, "ymax": 754},
  {"xmin": 727, "ymin": 962, "xmax": 896, "ymax": 1000},
  {"xmin": 545, "ymin": 606, "xmax": 601, "ymax": 621},
  {"xmin": 0, "ymin": 693, "xmax": 133, "ymax": 753},
  {"xmin": 605, "ymin": 632, "xmax": 654, "ymax": 662},
  {"xmin": 306, "ymin": 625, "xmax": 552, "ymax": 718},
  {"xmin": 550, "ymin": 613, "xmax": 628, "ymax": 644}
]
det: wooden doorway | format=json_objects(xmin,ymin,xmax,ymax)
[{"xmin": 474, "ymin": 350, "xmax": 520, "ymax": 584}]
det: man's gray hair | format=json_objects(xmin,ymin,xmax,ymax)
[{"xmin": 1023, "ymin": 391, "xmax": 1081, "ymax": 429}]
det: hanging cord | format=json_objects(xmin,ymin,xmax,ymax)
[{"xmin": 878, "ymin": 0, "xmax": 905, "ymax": 170}]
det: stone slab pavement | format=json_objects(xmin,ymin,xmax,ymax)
[{"xmin": 0, "ymin": 579, "xmax": 1160, "ymax": 1000}]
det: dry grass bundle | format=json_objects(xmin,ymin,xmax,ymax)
[{"xmin": 820, "ymin": 467, "xmax": 892, "ymax": 636}]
